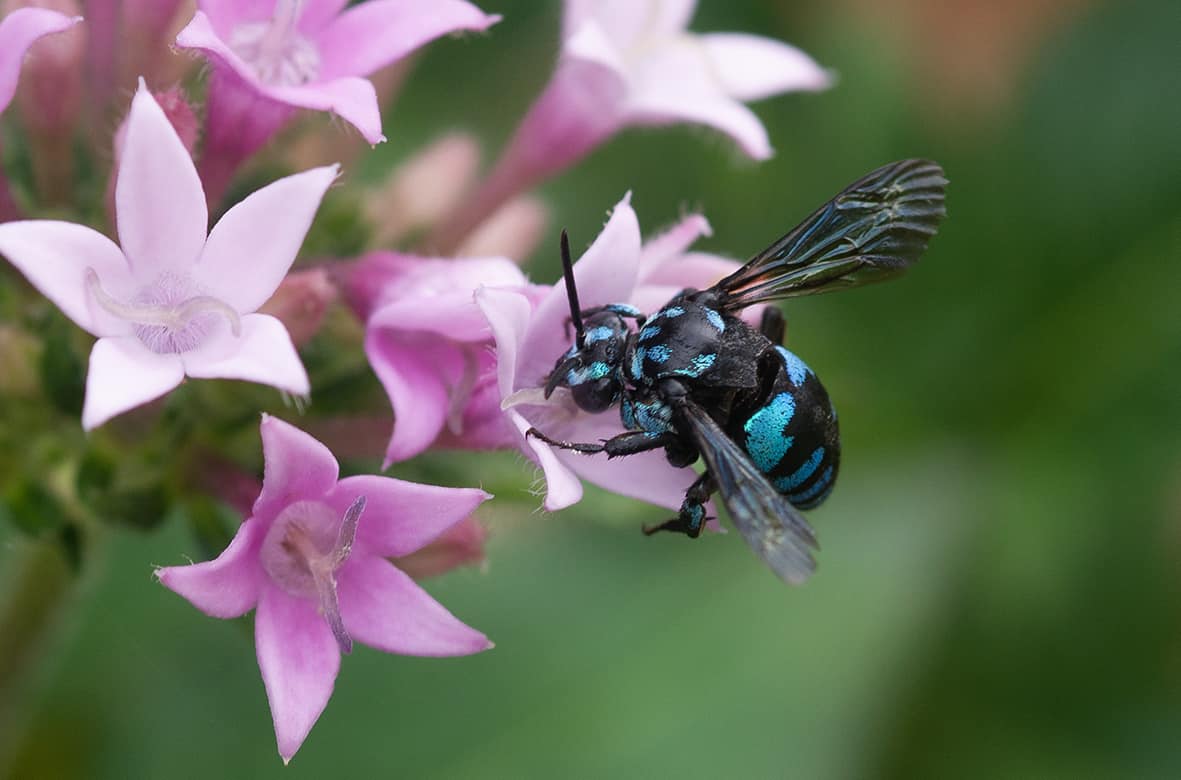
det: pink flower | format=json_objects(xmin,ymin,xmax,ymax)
[
  {"xmin": 158, "ymin": 415, "xmax": 492, "ymax": 763},
  {"xmin": 0, "ymin": 80, "xmax": 335, "ymax": 429},
  {"xmin": 177, "ymin": 0, "xmax": 500, "ymax": 144},
  {"xmin": 558, "ymin": 0, "xmax": 832, "ymax": 159},
  {"xmin": 428, "ymin": 0, "xmax": 830, "ymax": 251},
  {"xmin": 0, "ymin": 5, "xmax": 81, "ymax": 116},
  {"xmin": 345, "ymin": 250, "xmax": 532, "ymax": 465},
  {"xmin": 475, "ymin": 193, "xmax": 749, "ymax": 511}
]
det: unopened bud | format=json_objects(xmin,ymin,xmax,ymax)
[
  {"xmin": 258, "ymin": 268, "xmax": 339, "ymax": 346},
  {"xmin": 394, "ymin": 516, "xmax": 487, "ymax": 580},
  {"xmin": 457, "ymin": 195, "xmax": 549, "ymax": 262},
  {"xmin": 366, "ymin": 132, "xmax": 481, "ymax": 245}
]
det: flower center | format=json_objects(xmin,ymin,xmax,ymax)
[
  {"xmin": 261, "ymin": 496, "xmax": 367, "ymax": 655},
  {"xmin": 230, "ymin": 0, "xmax": 320, "ymax": 86},
  {"xmin": 86, "ymin": 269, "xmax": 241, "ymax": 354}
]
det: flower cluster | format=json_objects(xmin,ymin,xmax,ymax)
[{"xmin": 0, "ymin": 0, "xmax": 830, "ymax": 763}]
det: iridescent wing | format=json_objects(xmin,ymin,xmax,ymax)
[
  {"xmin": 715, "ymin": 159, "xmax": 947, "ymax": 309},
  {"xmin": 673, "ymin": 393, "xmax": 819, "ymax": 585}
]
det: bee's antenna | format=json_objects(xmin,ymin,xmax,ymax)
[{"xmin": 559, "ymin": 229, "xmax": 586, "ymax": 346}]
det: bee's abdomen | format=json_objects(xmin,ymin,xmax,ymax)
[{"xmin": 735, "ymin": 346, "xmax": 841, "ymax": 510}]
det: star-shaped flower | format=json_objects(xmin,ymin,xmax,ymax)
[
  {"xmin": 560, "ymin": 0, "xmax": 832, "ymax": 159},
  {"xmin": 158, "ymin": 415, "xmax": 492, "ymax": 762},
  {"xmin": 176, "ymin": 0, "xmax": 501, "ymax": 145},
  {"xmin": 475, "ymin": 193, "xmax": 752, "ymax": 511},
  {"xmin": 0, "ymin": 5, "xmax": 81, "ymax": 116},
  {"xmin": 0, "ymin": 80, "xmax": 335, "ymax": 429}
]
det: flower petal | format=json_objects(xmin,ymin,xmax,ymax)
[
  {"xmin": 265, "ymin": 76, "xmax": 384, "ymax": 144},
  {"xmin": 629, "ymin": 89, "xmax": 772, "ymax": 160},
  {"xmin": 363, "ymin": 255, "xmax": 526, "ymax": 342},
  {"xmin": 298, "ymin": 0, "xmax": 351, "ymax": 33},
  {"xmin": 253, "ymin": 415, "xmax": 340, "ymax": 522},
  {"xmin": 82, "ymin": 337, "xmax": 184, "ymax": 430},
  {"xmin": 339, "ymin": 554, "xmax": 491, "ymax": 656},
  {"xmin": 557, "ymin": 414, "xmax": 702, "ymax": 511},
  {"xmin": 156, "ymin": 516, "xmax": 265, "ymax": 618},
  {"xmin": 197, "ymin": 1, "xmax": 275, "ymax": 38},
  {"xmin": 326, "ymin": 474, "xmax": 490, "ymax": 558},
  {"xmin": 625, "ymin": 36, "xmax": 774, "ymax": 159},
  {"xmin": 508, "ymin": 408, "xmax": 584, "ymax": 510},
  {"xmin": 518, "ymin": 194, "xmax": 641, "ymax": 387},
  {"xmin": 364, "ymin": 329, "xmax": 454, "ymax": 464},
  {"xmin": 315, "ymin": 0, "xmax": 501, "ymax": 81},
  {"xmin": 116, "ymin": 80, "xmax": 209, "ymax": 277},
  {"xmin": 637, "ymin": 214, "xmax": 712, "ymax": 276},
  {"xmin": 182, "ymin": 314, "xmax": 310, "ymax": 396},
  {"xmin": 255, "ymin": 585, "xmax": 340, "ymax": 763},
  {"xmin": 175, "ymin": 10, "xmax": 262, "ymax": 82},
  {"xmin": 0, "ymin": 7, "xmax": 80, "ymax": 114},
  {"xmin": 179, "ymin": 12, "xmax": 379, "ymax": 143},
  {"xmin": 700, "ymin": 33, "xmax": 832, "ymax": 102},
  {"xmin": 474, "ymin": 285, "xmax": 535, "ymax": 397},
  {"xmin": 564, "ymin": 0, "xmax": 696, "ymax": 48},
  {"xmin": 0, "ymin": 220, "xmax": 134, "ymax": 337},
  {"xmin": 194, "ymin": 165, "xmax": 338, "ymax": 312}
]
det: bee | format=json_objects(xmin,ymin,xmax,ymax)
[{"xmin": 527, "ymin": 160, "xmax": 948, "ymax": 584}]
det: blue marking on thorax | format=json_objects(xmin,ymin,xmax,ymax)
[
  {"xmin": 634, "ymin": 399, "xmax": 673, "ymax": 434},
  {"xmin": 743, "ymin": 392, "xmax": 795, "ymax": 473},
  {"xmin": 674, "ymin": 352, "xmax": 716, "ymax": 377},
  {"xmin": 630, "ymin": 347, "xmax": 646, "ymax": 379},
  {"xmin": 704, "ymin": 308, "xmax": 725, "ymax": 333},
  {"xmin": 646, "ymin": 344, "xmax": 672, "ymax": 363},
  {"xmin": 663, "ymin": 306, "xmax": 685, "ymax": 318},
  {"xmin": 584, "ymin": 326, "xmax": 614, "ymax": 344},
  {"xmin": 638, "ymin": 325, "xmax": 661, "ymax": 342},
  {"xmin": 775, "ymin": 346, "xmax": 812, "ymax": 386},
  {"xmin": 773, "ymin": 447, "xmax": 825, "ymax": 492},
  {"xmin": 604, "ymin": 303, "xmax": 641, "ymax": 317},
  {"xmin": 788, "ymin": 465, "xmax": 833, "ymax": 505}
]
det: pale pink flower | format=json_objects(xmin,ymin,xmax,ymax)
[
  {"xmin": 158, "ymin": 415, "xmax": 492, "ymax": 763},
  {"xmin": 0, "ymin": 80, "xmax": 335, "ymax": 429},
  {"xmin": 177, "ymin": 0, "xmax": 500, "ymax": 200},
  {"xmin": 0, "ymin": 4, "xmax": 81, "ymax": 116},
  {"xmin": 428, "ymin": 0, "xmax": 830, "ymax": 251},
  {"xmin": 345, "ymin": 250, "xmax": 532, "ymax": 465},
  {"xmin": 475, "ymin": 193, "xmax": 750, "ymax": 511}
]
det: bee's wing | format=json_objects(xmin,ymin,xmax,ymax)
[
  {"xmin": 715, "ymin": 159, "xmax": 947, "ymax": 308},
  {"xmin": 673, "ymin": 393, "xmax": 819, "ymax": 585}
]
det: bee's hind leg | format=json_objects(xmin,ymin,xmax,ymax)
[{"xmin": 643, "ymin": 472, "xmax": 717, "ymax": 539}]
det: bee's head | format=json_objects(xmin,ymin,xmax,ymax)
[
  {"xmin": 542, "ymin": 229, "xmax": 627, "ymax": 413},
  {"xmin": 545, "ymin": 309, "xmax": 628, "ymax": 412}
]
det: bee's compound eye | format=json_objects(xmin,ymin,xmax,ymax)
[{"xmin": 571, "ymin": 377, "xmax": 618, "ymax": 413}]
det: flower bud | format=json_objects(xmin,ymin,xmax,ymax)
[
  {"xmin": 365, "ymin": 132, "xmax": 481, "ymax": 246},
  {"xmin": 258, "ymin": 268, "xmax": 338, "ymax": 347},
  {"xmin": 394, "ymin": 516, "xmax": 487, "ymax": 580}
]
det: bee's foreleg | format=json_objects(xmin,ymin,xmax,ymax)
[
  {"xmin": 526, "ymin": 428, "xmax": 677, "ymax": 457},
  {"xmin": 642, "ymin": 472, "xmax": 717, "ymax": 539}
]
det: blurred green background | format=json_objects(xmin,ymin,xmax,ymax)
[{"xmin": 3, "ymin": 0, "xmax": 1180, "ymax": 777}]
